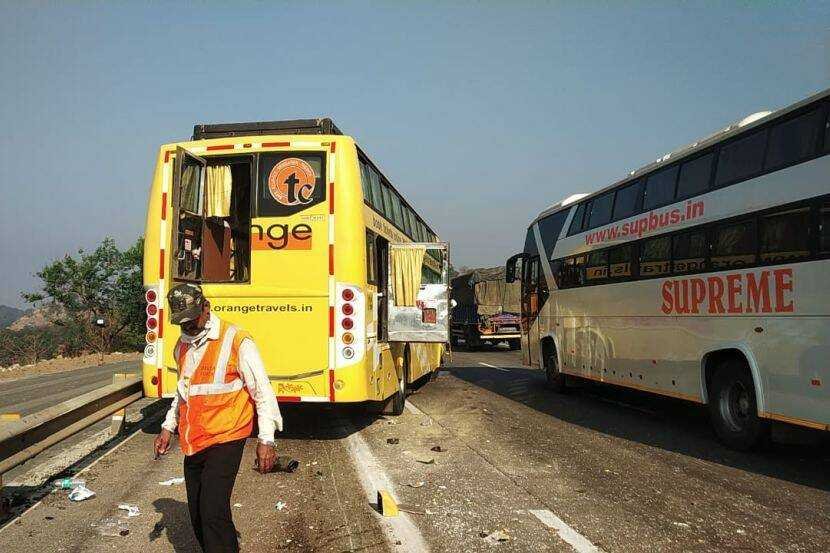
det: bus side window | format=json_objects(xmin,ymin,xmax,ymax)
[
  {"xmin": 711, "ymin": 219, "xmax": 757, "ymax": 270},
  {"xmin": 821, "ymin": 202, "xmax": 830, "ymax": 254},
  {"xmin": 639, "ymin": 235, "xmax": 671, "ymax": 277},
  {"xmin": 825, "ymin": 107, "xmax": 830, "ymax": 153},
  {"xmin": 586, "ymin": 250, "xmax": 609, "ymax": 282},
  {"xmin": 672, "ymin": 230, "xmax": 707, "ymax": 275},
  {"xmin": 366, "ymin": 231, "xmax": 377, "ymax": 284},
  {"xmin": 714, "ymin": 129, "xmax": 767, "ymax": 187},
  {"xmin": 759, "ymin": 207, "xmax": 810, "ymax": 264},
  {"xmin": 643, "ymin": 165, "xmax": 679, "ymax": 211},
  {"xmin": 568, "ymin": 203, "xmax": 587, "ymax": 236},
  {"xmin": 609, "ymin": 244, "xmax": 634, "ymax": 279},
  {"xmin": 764, "ymin": 108, "xmax": 823, "ymax": 171},
  {"xmin": 572, "ymin": 255, "xmax": 586, "ymax": 286},
  {"xmin": 551, "ymin": 259, "xmax": 566, "ymax": 289}
]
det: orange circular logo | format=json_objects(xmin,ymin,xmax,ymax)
[{"xmin": 268, "ymin": 158, "xmax": 316, "ymax": 206}]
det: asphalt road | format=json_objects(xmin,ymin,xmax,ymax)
[
  {"xmin": 1, "ymin": 348, "xmax": 828, "ymax": 552},
  {"xmin": 0, "ymin": 359, "xmax": 140, "ymax": 416}
]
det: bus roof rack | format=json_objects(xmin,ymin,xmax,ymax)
[{"xmin": 192, "ymin": 118, "xmax": 342, "ymax": 140}]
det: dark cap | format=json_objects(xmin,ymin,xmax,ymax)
[{"xmin": 167, "ymin": 283, "xmax": 206, "ymax": 324}]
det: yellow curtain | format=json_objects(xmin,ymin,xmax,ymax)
[
  {"xmin": 391, "ymin": 246, "xmax": 426, "ymax": 306},
  {"xmin": 205, "ymin": 165, "xmax": 232, "ymax": 217}
]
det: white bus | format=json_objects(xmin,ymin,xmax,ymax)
[{"xmin": 506, "ymin": 88, "xmax": 830, "ymax": 450}]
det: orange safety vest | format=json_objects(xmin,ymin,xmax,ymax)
[{"xmin": 174, "ymin": 320, "xmax": 255, "ymax": 456}]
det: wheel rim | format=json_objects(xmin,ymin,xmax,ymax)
[{"xmin": 719, "ymin": 380, "xmax": 751, "ymax": 432}]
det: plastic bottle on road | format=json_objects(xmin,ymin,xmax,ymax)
[{"xmin": 53, "ymin": 477, "xmax": 85, "ymax": 489}]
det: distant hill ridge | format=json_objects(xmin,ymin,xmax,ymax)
[
  {"xmin": 0, "ymin": 305, "xmax": 29, "ymax": 329},
  {"xmin": 7, "ymin": 305, "xmax": 64, "ymax": 330}
]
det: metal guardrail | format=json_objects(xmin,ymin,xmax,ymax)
[{"xmin": 0, "ymin": 375, "xmax": 143, "ymax": 477}]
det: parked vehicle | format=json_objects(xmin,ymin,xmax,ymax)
[{"xmin": 451, "ymin": 267, "xmax": 521, "ymax": 350}]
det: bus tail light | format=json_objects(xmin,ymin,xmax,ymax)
[
  {"xmin": 144, "ymin": 285, "xmax": 161, "ymax": 363},
  {"xmin": 335, "ymin": 284, "xmax": 364, "ymax": 367}
]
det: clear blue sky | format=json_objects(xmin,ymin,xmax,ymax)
[{"xmin": 1, "ymin": 2, "xmax": 828, "ymax": 307}]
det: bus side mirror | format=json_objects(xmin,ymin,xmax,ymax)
[{"xmin": 505, "ymin": 253, "xmax": 524, "ymax": 283}]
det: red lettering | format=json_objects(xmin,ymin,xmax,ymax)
[
  {"xmin": 660, "ymin": 281, "xmax": 673, "ymax": 314},
  {"xmin": 773, "ymin": 268, "xmax": 794, "ymax": 312},
  {"xmin": 675, "ymin": 280, "xmax": 690, "ymax": 314},
  {"xmin": 690, "ymin": 278, "xmax": 706, "ymax": 314},
  {"xmin": 669, "ymin": 210, "xmax": 681, "ymax": 224},
  {"xmin": 745, "ymin": 271, "xmax": 771, "ymax": 313},
  {"xmin": 707, "ymin": 277, "xmax": 725, "ymax": 314},
  {"xmin": 726, "ymin": 274, "xmax": 743, "ymax": 314},
  {"xmin": 648, "ymin": 212, "xmax": 659, "ymax": 231}
]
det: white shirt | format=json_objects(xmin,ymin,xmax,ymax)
[{"xmin": 161, "ymin": 314, "xmax": 282, "ymax": 442}]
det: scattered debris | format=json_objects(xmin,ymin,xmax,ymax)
[
  {"xmin": 53, "ymin": 478, "xmax": 85, "ymax": 490},
  {"xmin": 420, "ymin": 420, "xmax": 432, "ymax": 427},
  {"xmin": 233, "ymin": 503, "xmax": 242, "ymax": 508},
  {"xmin": 481, "ymin": 529, "xmax": 510, "ymax": 544},
  {"xmin": 93, "ymin": 517, "xmax": 129, "ymax": 537},
  {"xmin": 44, "ymin": 516, "xmax": 55, "ymax": 520},
  {"xmin": 438, "ymin": 485, "xmax": 447, "ymax": 490},
  {"xmin": 377, "ymin": 490, "xmax": 399, "ymax": 517},
  {"xmin": 158, "ymin": 477, "xmax": 185, "ymax": 486},
  {"xmin": 275, "ymin": 501, "xmax": 287, "ymax": 511},
  {"xmin": 415, "ymin": 456, "xmax": 435, "ymax": 465},
  {"xmin": 430, "ymin": 445, "xmax": 445, "ymax": 453},
  {"xmin": 118, "ymin": 504, "xmax": 141, "ymax": 517},
  {"xmin": 273, "ymin": 456, "xmax": 300, "ymax": 473},
  {"xmin": 737, "ymin": 529, "xmax": 746, "ymax": 535},
  {"xmin": 386, "ymin": 438, "xmax": 400, "ymax": 445},
  {"xmin": 673, "ymin": 522, "xmax": 691, "ymax": 529},
  {"xmin": 68, "ymin": 484, "xmax": 96, "ymax": 502},
  {"xmin": 406, "ymin": 481, "xmax": 426, "ymax": 488}
]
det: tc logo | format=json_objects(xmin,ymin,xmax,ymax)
[{"xmin": 268, "ymin": 158, "xmax": 316, "ymax": 206}]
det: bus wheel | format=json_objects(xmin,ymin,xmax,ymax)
[
  {"xmin": 707, "ymin": 360, "xmax": 769, "ymax": 451},
  {"xmin": 384, "ymin": 349, "xmax": 410, "ymax": 416},
  {"xmin": 508, "ymin": 339, "xmax": 521, "ymax": 351},
  {"xmin": 543, "ymin": 342, "xmax": 566, "ymax": 393}
]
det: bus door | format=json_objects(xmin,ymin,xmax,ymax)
[
  {"xmin": 386, "ymin": 243, "xmax": 450, "ymax": 343},
  {"xmin": 522, "ymin": 255, "xmax": 542, "ymax": 367}
]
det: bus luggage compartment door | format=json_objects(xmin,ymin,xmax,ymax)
[{"xmin": 387, "ymin": 242, "xmax": 449, "ymax": 343}]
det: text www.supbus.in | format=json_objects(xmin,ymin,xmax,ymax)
[{"xmin": 585, "ymin": 200, "xmax": 705, "ymax": 245}]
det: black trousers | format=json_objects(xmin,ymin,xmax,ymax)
[{"xmin": 183, "ymin": 439, "xmax": 246, "ymax": 553}]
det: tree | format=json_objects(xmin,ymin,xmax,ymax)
[{"xmin": 23, "ymin": 237, "xmax": 145, "ymax": 357}]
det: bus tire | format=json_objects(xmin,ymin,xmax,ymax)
[
  {"xmin": 543, "ymin": 341, "xmax": 566, "ymax": 393},
  {"xmin": 707, "ymin": 360, "xmax": 769, "ymax": 451},
  {"xmin": 384, "ymin": 348, "xmax": 410, "ymax": 416},
  {"xmin": 508, "ymin": 339, "xmax": 521, "ymax": 351}
]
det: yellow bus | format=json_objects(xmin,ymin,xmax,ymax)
[{"xmin": 141, "ymin": 119, "xmax": 449, "ymax": 415}]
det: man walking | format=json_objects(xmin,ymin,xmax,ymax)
[{"xmin": 153, "ymin": 283, "xmax": 282, "ymax": 553}]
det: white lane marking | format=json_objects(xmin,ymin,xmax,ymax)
[
  {"xmin": 530, "ymin": 509, "xmax": 606, "ymax": 553},
  {"xmin": 479, "ymin": 362, "xmax": 509, "ymax": 372},
  {"xmin": 342, "ymin": 421, "xmax": 429, "ymax": 552}
]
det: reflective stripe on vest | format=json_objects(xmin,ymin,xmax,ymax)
[{"xmin": 186, "ymin": 325, "xmax": 241, "ymax": 397}]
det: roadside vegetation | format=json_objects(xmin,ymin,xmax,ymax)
[{"xmin": 0, "ymin": 237, "xmax": 144, "ymax": 368}]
